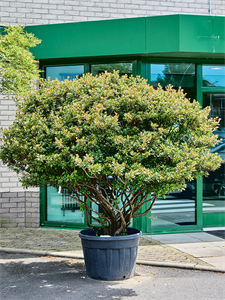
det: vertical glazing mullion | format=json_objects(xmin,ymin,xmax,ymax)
[
  {"xmin": 196, "ymin": 64, "xmax": 203, "ymax": 229},
  {"xmin": 84, "ymin": 63, "xmax": 90, "ymax": 74},
  {"xmin": 40, "ymin": 184, "xmax": 47, "ymax": 225},
  {"xmin": 145, "ymin": 61, "xmax": 151, "ymax": 84}
]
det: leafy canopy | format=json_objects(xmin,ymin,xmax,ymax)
[
  {"xmin": 0, "ymin": 25, "xmax": 41, "ymax": 96},
  {"xmin": 0, "ymin": 72, "xmax": 222, "ymax": 235}
]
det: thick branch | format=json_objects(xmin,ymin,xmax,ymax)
[{"xmin": 134, "ymin": 195, "xmax": 157, "ymax": 218}]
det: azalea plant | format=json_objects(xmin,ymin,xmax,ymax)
[{"xmin": 0, "ymin": 72, "xmax": 222, "ymax": 236}]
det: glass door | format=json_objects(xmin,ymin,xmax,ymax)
[
  {"xmin": 149, "ymin": 63, "xmax": 197, "ymax": 232},
  {"xmin": 202, "ymin": 93, "xmax": 225, "ymax": 227}
]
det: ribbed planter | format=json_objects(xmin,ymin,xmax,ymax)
[{"xmin": 79, "ymin": 228, "xmax": 142, "ymax": 281}]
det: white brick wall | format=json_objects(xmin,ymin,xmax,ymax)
[
  {"xmin": 0, "ymin": 95, "xmax": 21, "ymax": 194},
  {"xmin": 0, "ymin": 94, "xmax": 39, "ymax": 227},
  {"xmin": 0, "ymin": 0, "xmax": 224, "ymax": 26},
  {"xmin": 0, "ymin": 191, "xmax": 40, "ymax": 228}
]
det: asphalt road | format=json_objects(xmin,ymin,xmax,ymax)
[{"xmin": 0, "ymin": 253, "xmax": 224, "ymax": 300}]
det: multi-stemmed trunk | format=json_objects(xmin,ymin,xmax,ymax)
[{"xmin": 66, "ymin": 181, "xmax": 157, "ymax": 236}]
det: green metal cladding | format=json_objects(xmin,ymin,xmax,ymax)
[{"xmin": 26, "ymin": 14, "xmax": 225, "ymax": 60}]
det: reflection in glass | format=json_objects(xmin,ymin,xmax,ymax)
[
  {"xmin": 203, "ymin": 66, "xmax": 225, "ymax": 87},
  {"xmin": 151, "ymin": 63, "xmax": 196, "ymax": 101},
  {"xmin": 91, "ymin": 63, "xmax": 133, "ymax": 76},
  {"xmin": 151, "ymin": 184, "xmax": 196, "ymax": 228},
  {"xmin": 46, "ymin": 65, "xmax": 84, "ymax": 81},
  {"xmin": 47, "ymin": 187, "xmax": 85, "ymax": 224},
  {"xmin": 203, "ymin": 93, "xmax": 225, "ymax": 214}
]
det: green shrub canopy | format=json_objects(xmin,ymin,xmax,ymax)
[
  {"xmin": 0, "ymin": 72, "xmax": 222, "ymax": 235},
  {"xmin": 0, "ymin": 25, "xmax": 41, "ymax": 96}
]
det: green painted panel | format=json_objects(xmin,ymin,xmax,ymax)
[
  {"xmin": 146, "ymin": 15, "xmax": 225, "ymax": 55},
  {"xmin": 213, "ymin": 17, "xmax": 225, "ymax": 54},
  {"xmin": 203, "ymin": 213, "xmax": 225, "ymax": 227},
  {"xmin": 179, "ymin": 15, "xmax": 225, "ymax": 54},
  {"xmin": 179, "ymin": 15, "xmax": 213, "ymax": 53},
  {"xmin": 145, "ymin": 15, "xmax": 180, "ymax": 53},
  {"xmin": 26, "ymin": 18, "xmax": 146, "ymax": 60}
]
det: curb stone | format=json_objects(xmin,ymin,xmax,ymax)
[
  {"xmin": 136, "ymin": 260, "xmax": 225, "ymax": 273},
  {"xmin": 1, "ymin": 247, "xmax": 224, "ymax": 273}
]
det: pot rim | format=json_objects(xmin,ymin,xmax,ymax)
[{"xmin": 79, "ymin": 227, "xmax": 142, "ymax": 241}]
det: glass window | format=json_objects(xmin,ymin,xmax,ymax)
[
  {"xmin": 203, "ymin": 65, "xmax": 225, "ymax": 87},
  {"xmin": 151, "ymin": 63, "xmax": 196, "ymax": 101},
  {"xmin": 151, "ymin": 63, "xmax": 195, "ymax": 87},
  {"xmin": 47, "ymin": 187, "xmax": 85, "ymax": 224},
  {"xmin": 91, "ymin": 62, "xmax": 133, "ymax": 76},
  {"xmin": 150, "ymin": 63, "xmax": 197, "ymax": 228},
  {"xmin": 202, "ymin": 93, "xmax": 225, "ymax": 214},
  {"xmin": 45, "ymin": 65, "xmax": 84, "ymax": 81},
  {"xmin": 151, "ymin": 184, "xmax": 196, "ymax": 228}
]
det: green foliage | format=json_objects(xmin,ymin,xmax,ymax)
[
  {"xmin": 0, "ymin": 25, "xmax": 41, "ymax": 96},
  {"xmin": 91, "ymin": 63, "xmax": 132, "ymax": 76},
  {"xmin": 0, "ymin": 71, "xmax": 222, "ymax": 235}
]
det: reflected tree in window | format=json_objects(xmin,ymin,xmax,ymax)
[
  {"xmin": 154, "ymin": 63, "xmax": 195, "ymax": 88},
  {"xmin": 91, "ymin": 63, "xmax": 132, "ymax": 76},
  {"xmin": 151, "ymin": 63, "xmax": 196, "ymax": 101}
]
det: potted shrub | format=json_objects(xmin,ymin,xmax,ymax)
[{"xmin": 0, "ymin": 71, "xmax": 222, "ymax": 280}]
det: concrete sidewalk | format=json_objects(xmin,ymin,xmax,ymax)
[
  {"xmin": 0, "ymin": 227, "xmax": 224, "ymax": 272},
  {"xmin": 145, "ymin": 229, "xmax": 225, "ymax": 271}
]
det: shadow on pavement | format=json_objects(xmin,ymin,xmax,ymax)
[
  {"xmin": 205, "ymin": 230, "xmax": 225, "ymax": 240},
  {"xmin": 0, "ymin": 253, "xmax": 139, "ymax": 300},
  {"xmin": 1, "ymin": 253, "xmax": 224, "ymax": 300}
]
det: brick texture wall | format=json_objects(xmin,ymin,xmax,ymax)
[
  {"xmin": 0, "ymin": 94, "xmax": 39, "ymax": 228},
  {"xmin": 0, "ymin": 0, "xmax": 224, "ymax": 228},
  {"xmin": 0, "ymin": 0, "xmax": 224, "ymax": 26},
  {"xmin": 0, "ymin": 191, "xmax": 39, "ymax": 228}
]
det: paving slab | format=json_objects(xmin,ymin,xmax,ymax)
[
  {"xmin": 201, "ymin": 256, "xmax": 225, "ymax": 269},
  {"xmin": 146, "ymin": 233, "xmax": 201, "ymax": 244},
  {"xmin": 146, "ymin": 230, "xmax": 225, "ymax": 269},
  {"xmin": 185, "ymin": 232, "xmax": 224, "ymax": 242},
  {"xmin": 178, "ymin": 246, "xmax": 225, "ymax": 258},
  {"xmin": 208, "ymin": 241, "xmax": 225, "ymax": 247},
  {"xmin": 169, "ymin": 242, "xmax": 215, "ymax": 249}
]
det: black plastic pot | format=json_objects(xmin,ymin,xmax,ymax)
[{"xmin": 79, "ymin": 228, "xmax": 141, "ymax": 281}]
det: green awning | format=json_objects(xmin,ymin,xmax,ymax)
[{"xmin": 25, "ymin": 14, "xmax": 225, "ymax": 60}]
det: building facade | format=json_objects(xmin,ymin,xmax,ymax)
[{"xmin": 0, "ymin": 1, "xmax": 224, "ymax": 232}]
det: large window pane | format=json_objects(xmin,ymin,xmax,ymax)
[
  {"xmin": 203, "ymin": 93, "xmax": 225, "ymax": 214},
  {"xmin": 203, "ymin": 65, "xmax": 225, "ymax": 87},
  {"xmin": 91, "ymin": 63, "xmax": 132, "ymax": 76},
  {"xmin": 151, "ymin": 63, "xmax": 196, "ymax": 101},
  {"xmin": 45, "ymin": 65, "xmax": 84, "ymax": 81},
  {"xmin": 151, "ymin": 184, "xmax": 196, "ymax": 228},
  {"xmin": 47, "ymin": 187, "xmax": 85, "ymax": 224}
]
